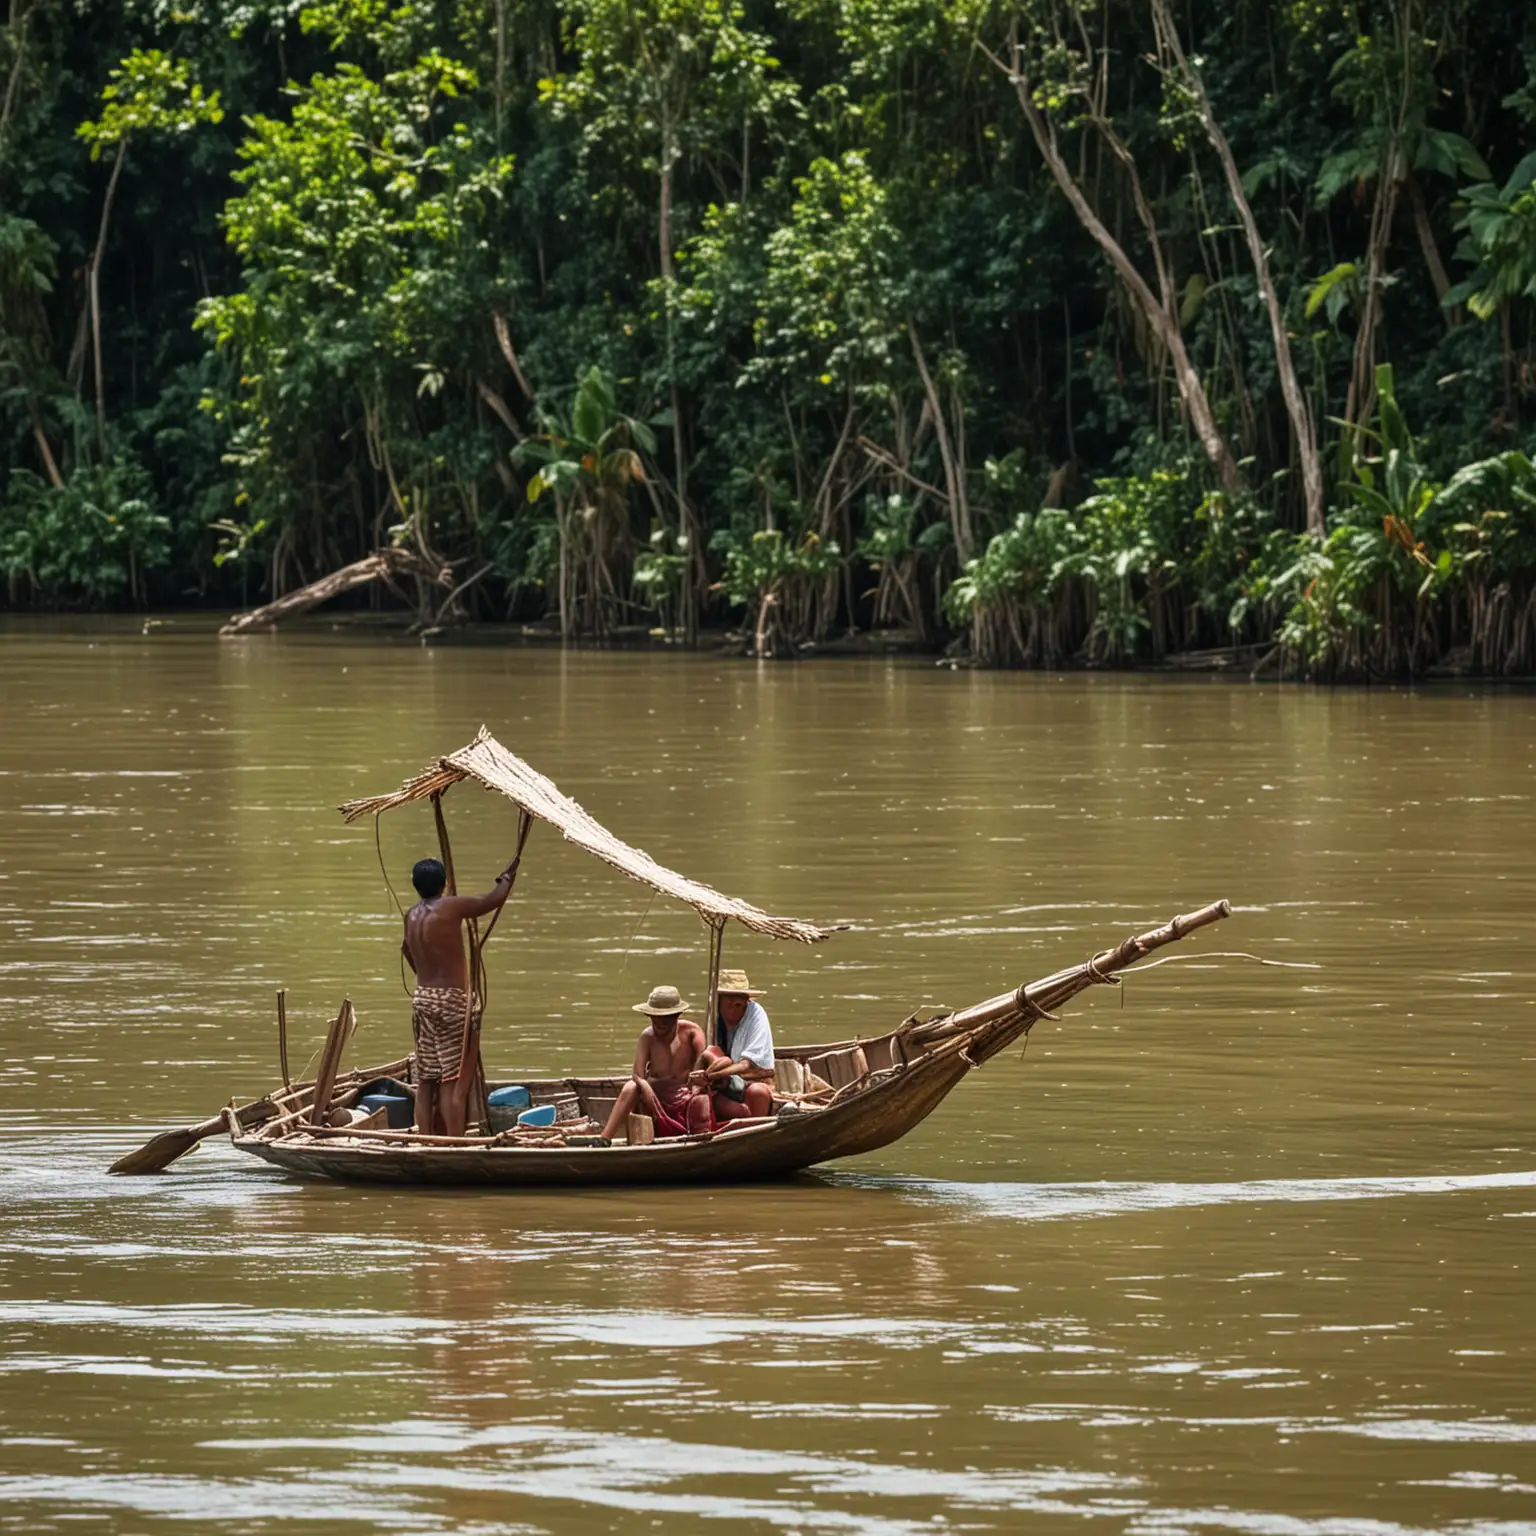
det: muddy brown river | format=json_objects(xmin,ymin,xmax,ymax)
[{"xmin": 1, "ymin": 617, "xmax": 1533, "ymax": 1534}]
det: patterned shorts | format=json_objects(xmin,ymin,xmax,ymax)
[{"xmin": 411, "ymin": 986, "xmax": 481, "ymax": 1082}]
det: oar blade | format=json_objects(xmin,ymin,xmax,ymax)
[{"xmin": 107, "ymin": 1117, "xmax": 222, "ymax": 1175}]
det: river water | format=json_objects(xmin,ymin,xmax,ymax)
[{"xmin": 1, "ymin": 618, "xmax": 1533, "ymax": 1534}]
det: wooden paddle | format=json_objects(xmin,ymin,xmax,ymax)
[
  {"xmin": 107, "ymin": 1053, "xmax": 416, "ymax": 1175},
  {"xmin": 108, "ymin": 1103, "xmax": 274, "ymax": 1175}
]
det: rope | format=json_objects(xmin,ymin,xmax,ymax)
[
  {"xmin": 456, "ymin": 809, "xmax": 534, "ymax": 1086},
  {"xmin": 1016, "ymin": 993, "xmax": 1060, "ymax": 1023},
  {"xmin": 375, "ymin": 815, "xmax": 413, "ymax": 999},
  {"xmin": 1001, "ymin": 949, "xmax": 1317, "ymax": 1058},
  {"xmin": 1084, "ymin": 955, "xmax": 1120, "ymax": 986},
  {"xmin": 608, "ymin": 883, "xmax": 660, "ymax": 1059},
  {"xmin": 1126, "ymin": 950, "xmax": 1321, "ymax": 973}
]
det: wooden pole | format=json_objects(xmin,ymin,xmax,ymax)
[
  {"xmin": 276, "ymin": 988, "xmax": 290, "ymax": 1089},
  {"xmin": 308, "ymin": 998, "xmax": 354, "ymax": 1127},
  {"xmin": 705, "ymin": 918, "xmax": 726, "ymax": 1051},
  {"xmin": 457, "ymin": 809, "xmax": 533, "ymax": 1126},
  {"xmin": 478, "ymin": 809, "xmax": 532, "ymax": 959},
  {"xmin": 907, "ymin": 899, "xmax": 1232, "ymax": 1047},
  {"xmin": 434, "ymin": 788, "xmax": 495, "ymax": 1131},
  {"xmin": 431, "ymin": 787, "xmax": 482, "ymax": 981}
]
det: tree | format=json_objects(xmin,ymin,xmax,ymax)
[
  {"xmin": 76, "ymin": 50, "xmax": 223, "ymax": 450},
  {"xmin": 1147, "ymin": 0, "xmax": 1326, "ymax": 536},
  {"xmin": 198, "ymin": 51, "xmax": 513, "ymax": 596},
  {"xmin": 517, "ymin": 364, "xmax": 656, "ymax": 637},
  {"xmin": 543, "ymin": 0, "xmax": 795, "ymax": 624},
  {"xmin": 986, "ymin": 8, "xmax": 1244, "ymax": 496}
]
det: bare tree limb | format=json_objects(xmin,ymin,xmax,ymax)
[
  {"xmin": 985, "ymin": 27, "xmax": 1242, "ymax": 494},
  {"xmin": 220, "ymin": 548, "xmax": 450, "ymax": 636},
  {"xmin": 474, "ymin": 375, "xmax": 526, "ymax": 442},
  {"xmin": 1150, "ymin": 0, "xmax": 1325, "ymax": 535},
  {"xmin": 908, "ymin": 322, "xmax": 973, "ymax": 559},
  {"xmin": 491, "ymin": 312, "xmax": 534, "ymax": 402},
  {"xmin": 855, "ymin": 436, "xmax": 948, "ymax": 504}
]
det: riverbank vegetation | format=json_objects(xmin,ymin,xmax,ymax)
[{"xmin": 2, "ymin": 0, "xmax": 1534, "ymax": 677}]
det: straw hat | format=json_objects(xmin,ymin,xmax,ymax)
[
  {"xmin": 633, "ymin": 984, "xmax": 691, "ymax": 1017},
  {"xmin": 716, "ymin": 968, "xmax": 765, "ymax": 997}
]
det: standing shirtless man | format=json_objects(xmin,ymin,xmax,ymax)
[
  {"xmin": 600, "ymin": 985, "xmax": 713, "ymax": 1140},
  {"xmin": 402, "ymin": 854, "xmax": 518, "ymax": 1136}
]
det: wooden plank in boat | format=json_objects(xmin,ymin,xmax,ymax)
[
  {"xmin": 584, "ymin": 1095, "xmax": 618, "ymax": 1129},
  {"xmin": 773, "ymin": 1058, "xmax": 806, "ymax": 1094},
  {"xmin": 807, "ymin": 1046, "xmax": 868, "ymax": 1092}
]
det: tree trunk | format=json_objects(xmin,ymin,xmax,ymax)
[
  {"xmin": 1405, "ymin": 172, "xmax": 1459, "ymax": 326},
  {"xmin": 87, "ymin": 138, "xmax": 127, "ymax": 453},
  {"xmin": 657, "ymin": 118, "xmax": 700, "ymax": 644},
  {"xmin": 1150, "ymin": 0, "xmax": 1325, "ymax": 535},
  {"xmin": 219, "ymin": 548, "xmax": 444, "ymax": 636},
  {"xmin": 28, "ymin": 406, "xmax": 63, "ymax": 489},
  {"xmin": 1345, "ymin": 158, "xmax": 1402, "ymax": 435},
  {"xmin": 1346, "ymin": 3, "xmax": 1415, "ymax": 438},
  {"xmin": 492, "ymin": 0, "xmax": 507, "ymax": 125},
  {"xmin": 815, "ymin": 395, "xmax": 858, "ymax": 538},
  {"xmin": 0, "ymin": 0, "xmax": 33, "ymax": 138},
  {"xmin": 908, "ymin": 323, "xmax": 973, "ymax": 560},
  {"xmin": 1000, "ymin": 33, "xmax": 1242, "ymax": 495},
  {"xmin": 557, "ymin": 503, "xmax": 571, "ymax": 640}
]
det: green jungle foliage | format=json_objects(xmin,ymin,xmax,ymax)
[{"xmin": 3, "ymin": 0, "xmax": 1535, "ymax": 676}]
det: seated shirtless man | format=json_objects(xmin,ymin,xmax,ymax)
[
  {"xmin": 401, "ymin": 854, "xmax": 518, "ymax": 1137},
  {"xmin": 691, "ymin": 969, "xmax": 775, "ymax": 1123},
  {"xmin": 601, "ymin": 985, "xmax": 712, "ymax": 1140}
]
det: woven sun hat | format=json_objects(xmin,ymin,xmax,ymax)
[
  {"xmin": 716, "ymin": 969, "xmax": 765, "ymax": 997},
  {"xmin": 634, "ymin": 983, "xmax": 691, "ymax": 1017}
]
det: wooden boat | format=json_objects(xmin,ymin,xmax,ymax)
[{"xmin": 110, "ymin": 728, "xmax": 1231, "ymax": 1186}]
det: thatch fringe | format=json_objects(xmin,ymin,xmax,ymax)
[{"xmin": 340, "ymin": 727, "xmax": 832, "ymax": 943}]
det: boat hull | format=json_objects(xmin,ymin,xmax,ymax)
[{"xmin": 233, "ymin": 1042, "xmax": 974, "ymax": 1187}]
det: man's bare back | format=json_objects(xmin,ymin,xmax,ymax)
[
  {"xmin": 401, "ymin": 858, "xmax": 520, "ymax": 988},
  {"xmin": 401, "ymin": 853, "xmax": 519, "ymax": 1137}
]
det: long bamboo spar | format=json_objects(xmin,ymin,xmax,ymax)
[{"xmin": 907, "ymin": 898, "xmax": 1232, "ymax": 1047}]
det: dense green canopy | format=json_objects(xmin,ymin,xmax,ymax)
[{"xmin": 2, "ymin": 0, "xmax": 1534, "ymax": 676}]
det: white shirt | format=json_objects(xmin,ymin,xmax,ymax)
[{"xmin": 723, "ymin": 999, "xmax": 774, "ymax": 1071}]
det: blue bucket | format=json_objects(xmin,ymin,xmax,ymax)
[
  {"xmin": 356, "ymin": 1093, "xmax": 412, "ymax": 1129},
  {"xmin": 516, "ymin": 1104, "xmax": 556, "ymax": 1128},
  {"xmin": 487, "ymin": 1086, "xmax": 534, "ymax": 1133}
]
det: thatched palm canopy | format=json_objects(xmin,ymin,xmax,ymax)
[{"xmin": 339, "ymin": 727, "xmax": 832, "ymax": 944}]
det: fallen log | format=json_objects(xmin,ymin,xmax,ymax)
[{"xmin": 218, "ymin": 548, "xmax": 448, "ymax": 637}]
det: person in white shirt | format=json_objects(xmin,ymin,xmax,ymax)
[{"xmin": 691, "ymin": 968, "xmax": 775, "ymax": 1122}]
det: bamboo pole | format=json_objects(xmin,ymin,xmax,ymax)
[
  {"xmin": 906, "ymin": 899, "xmax": 1231, "ymax": 1048},
  {"xmin": 705, "ymin": 917, "xmax": 725, "ymax": 1051},
  {"xmin": 303, "ymin": 1122, "xmax": 593, "ymax": 1147},
  {"xmin": 107, "ymin": 1058, "xmax": 413, "ymax": 1173},
  {"xmin": 432, "ymin": 789, "xmax": 484, "ymax": 1124},
  {"xmin": 308, "ymin": 999, "xmax": 354, "ymax": 1127},
  {"xmin": 276, "ymin": 988, "xmax": 290, "ymax": 1089},
  {"xmin": 247, "ymin": 1062, "xmax": 411, "ymax": 1141}
]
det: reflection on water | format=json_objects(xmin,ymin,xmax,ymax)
[{"xmin": 1, "ymin": 619, "xmax": 1534, "ymax": 1532}]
